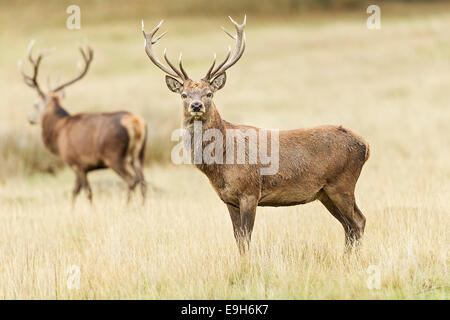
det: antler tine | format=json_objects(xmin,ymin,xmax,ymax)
[
  {"xmin": 18, "ymin": 60, "xmax": 33, "ymax": 86},
  {"xmin": 202, "ymin": 53, "xmax": 217, "ymax": 81},
  {"xmin": 178, "ymin": 52, "xmax": 189, "ymax": 80},
  {"xmin": 206, "ymin": 15, "xmax": 246, "ymax": 81},
  {"xmin": 222, "ymin": 33, "xmax": 246, "ymax": 72},
  {"xmin": 26, "ymin": 41, "xmax": 54, "ymax": 65},
  {"xmin": 210, "ymin": 46, "xmax": 231, "ymax": 79},
  {"xmin": 152, "ymin": 31, "xmax": 167, "ymax": 44},
  {"xmin": 229, "ymin": 14, "xmax": 246, "ymax": 27},
  {"xmin": 26, "ymin": 40, "xmax": 36, "ymax": 64},
  {"xmin": 19, "ymin": 40, "xmax": 48, "ymax": 99},
  {"xmin": 144, "ymin": 19, "xmax": 164, "ymax": 38},
  {"xmin": 221, "ymin": 25, "xmax": 237, "ymax": 40},
  {"xmin": 78, "ymin": 43, "xmax": 94, "ymax": 62},
  {"xmin": 142, "ymin": 19, "xmax": 188, "ymax": 80},
  {"xmin": 163, "ymin": 49, "xmax": 185, "ymax": 80},
  {"xmin": 51, "ymin": 44, "xmax": 94, "ymax": 93},
  {"xmin": 142, "ymin": 19, "xmax": 167, "ymax": 44},
  {"xmin": 78, "ymin": 46, "xmax": 87, "ymax": 62},
  {"xmin": 18, "ymin": 62, "xmax": 37, "ymax": 88}
]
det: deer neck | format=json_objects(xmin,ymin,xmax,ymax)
[
  {"xmin": 41, "ymin": 96, "xmax": 70, "ymax": 155},
  {"xmin": 183, "ymin": 102, "xmax": 226, "ymax": 174},
  {"xmin": 183, "ymin": 102, "xmax": 225, "ymax": 133},
  {"xmin": 202, "ymin": 103, "xmax": 225, "ymax": 133}
]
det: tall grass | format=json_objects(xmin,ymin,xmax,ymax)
[
  {"xmin": 0, "ymin": 163, "xmax": 447, "ymax": 299},
  {"xmin": 0, "ymin": 1, "xmax": 448, "ymax": 299}
]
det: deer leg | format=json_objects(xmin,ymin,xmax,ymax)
[
  {"xmin": 353, "ymin": 202, "xmax": 366, "ymax": 246},
  {"xmin": 318, "ymin": 191, "xmax": 352, "ymax": 233},
  {"xmin": 85, "ymin": 182, "xmax": 93, "ymax": 203},
  {"xmin": 71, "ymin": 176, "xmax": 82, "ymax": 207},
  {"xmin": 132, "ymin": 160, "xmax": 147, "ymax": 203},
  {"xmin": 323, "ymin": 188, "xmax": 365, "ymax": 253},
  {"xmin": 82, "ymin": 173, "xmax": 93, "ymax": 203},
  {"xmin": 110, "ymin": 161, "xmax": 138, "ymax": 203},
  {"xmin": 226, "ymin": 204, "xmax": 244, "ymax": 254},
  {"xmin": 319, "ymin": 191, "xmax": 356, "ymax": 253},
  {"xmin": 137, "ymin": 136, "xmax": 148, "ymax": 203},
  {"xmin": 72, "ymin": 167, "xmax": 92, "ymax": 204},
  {"xmin": 229, "ymin": 196, "xmax": 258, "ymax": 255}
]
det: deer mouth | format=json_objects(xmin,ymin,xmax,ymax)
[{"xmin": 190, "ymin": 111, "xmax": 204, "ymax": 120}]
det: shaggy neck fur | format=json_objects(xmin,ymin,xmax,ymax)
[
  {"xmin": 183, "ymin": 102, "xmax": 227, "ymax": 175},
  {"xmin": 41, "ymin": 95, "xmax": 70, "ymax": 155}
]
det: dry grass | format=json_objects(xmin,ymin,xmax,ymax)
[
  {"xmin": 0, "ymin": 164, "xmax": 447, "ymax": 299},
  {"xmin": 0, "ymin": 2, "xmax": 448, "ymax": 299}
]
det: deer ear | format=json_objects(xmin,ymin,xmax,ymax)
[
  {"xmin": 165, "ymin": 75, "xmax": 183, "ymax": 93},
  {"xmin": 210, "ymin": 73, "xmax": 226, "ymax": 92}
]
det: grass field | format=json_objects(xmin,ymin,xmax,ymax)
[{"xmin": 0, "ymin": 1, "xmax": 449, "ymax": 299}]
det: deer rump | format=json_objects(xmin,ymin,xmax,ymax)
[
  {"xmin": 260, "ymin": 125, "xmax": 369, "ymax": 206},
  {"xmin": 54, "ymin": 112, "xmax": 146, "ymax": 171}
]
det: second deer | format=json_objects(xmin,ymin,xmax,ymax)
[{"xmin": 19, "ymin": 41, "xmax": 148, "ymax": 204}]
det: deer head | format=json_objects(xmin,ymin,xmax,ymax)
[
  {"xmin": 142, "ymin": 16, "xmax": 246, "ymax": 122},
  {"xmin": 19, "ymin": 41, "xmax": 93, "ymax": 124}
]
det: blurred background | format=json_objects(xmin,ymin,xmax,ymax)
[
  {"xmin": 0, "ymin": 0, "xmax": 449, "ymax": 180},
  {"xmin": 0, "ymin": 0, "xmax": 449, "ymax": 300}
]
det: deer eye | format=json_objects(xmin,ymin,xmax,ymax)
[
  {"xmin": 206, "ymin": 92, "xmax": 213, "ymax": 98},
  {"xmin": 181, "ymin": 93, "xmax": 188, "ymax": 99}
]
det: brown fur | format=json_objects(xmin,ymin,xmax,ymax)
[
  {"xmin": 145, "ymin": 16, "xmax": 369, "ymax": 254},
  {"xmin": 173, "ymin": 79, "xmax": 369, "ymax": 254},
  {"xmin": 40, "ymin": 94, "xmax": 148, "ymax": 204},
  {"xmin": 120, "ymin": 114, "xmax": 146, "ymax": 162},
  {"xmin": 185, "ymin": 80, "xmax": 209, "ymax": 90},
  {"xmin": 21, "ymin": 42, "xmax": 148, "ymax": 204},
  {"xmin": 122, "ymin": 114, "xmax": 145, "ymax": 140}
]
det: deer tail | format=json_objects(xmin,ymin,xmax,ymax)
[{"xmin": 121, "ymin": 114, "xmax": 147, "ymax": 166}]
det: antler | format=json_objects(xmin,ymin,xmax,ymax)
[
  {"xmin": 203, "ymin": 15, "xmax": 246, "ymax": 81},
  {"xmin": 142, "ymin": 20, "xmax": 189, "ymax": 81},
  {"xmin": 51, "ymin": 44, "xmax": 94, "ymax": 93},
  {"xmin": 18, "ymin": 40, "xmax": 52, "ymax": 99}
]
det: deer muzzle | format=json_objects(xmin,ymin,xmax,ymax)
[{"xmin": 189, "ymin": 101, "xmax": 205, "ymax": 116}]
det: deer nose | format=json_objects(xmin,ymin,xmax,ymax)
[{"xmin": 191, "ymin": 102, "xmax": 203, "ymax": 112}]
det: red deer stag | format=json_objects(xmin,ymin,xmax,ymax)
[
  {"xmin": 19, "ymin": 41, "xmax": 147, "ymax": 204},
  {"xmin": 142, "ymin": 17, "xmax": 369, "ymax": 254}
]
